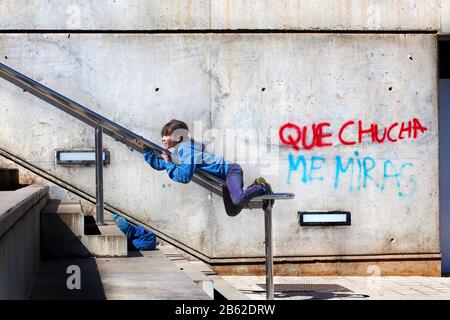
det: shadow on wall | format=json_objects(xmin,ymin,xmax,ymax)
[
  {"xmin": 0, "ymin": 168, "xmax": 27, "ymax": 191},
  {"xmin": 40, "ymin": 200, "xmax": 92, "ymax": 259}
]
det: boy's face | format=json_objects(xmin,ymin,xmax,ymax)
[{"xmin": 162, "ymin": 135, "xmax": 179, "ymax": 149}]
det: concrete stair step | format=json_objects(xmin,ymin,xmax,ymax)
[
  {"xmin": 81, "ymin": 223, "xmax": 127, "ymax": 257},
  {"xmin": 43, "ymin": 199, "xmax": 84, "ymax": 236},
  {"xmin": 41, "ymin": 199, "xmax": 127, "ymax": 258},
  {"xmin": 159, "ymin": 244, "xmax": 250, "ymax": 300},
  {"xmin": 31, "ymin": 250, "xmax": 212, "ymax": 300}
]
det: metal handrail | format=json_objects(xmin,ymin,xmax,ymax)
[{"xmin": 0, "ymin": 62, "xmax": 293, "ymax": 204}]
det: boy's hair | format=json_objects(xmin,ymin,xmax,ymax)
[{"xmin": 161, "ymin": 119, "xmax": 189, "ymax": 141}]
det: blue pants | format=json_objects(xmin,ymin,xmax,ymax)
[
  {"xmin": 115, "ymin": 216, "xmax": 156, "ymax": 251},
  {"xmin": 225, "ymin": 163, "xmax": 266, "ymax": 207}
]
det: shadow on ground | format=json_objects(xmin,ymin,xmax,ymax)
[
  {"xmin": 242, "ymin": 290, "xmax": 370, "ymax": 300},
  {"xmin": 274, "ymin": 291, "xmax": 370, "ymax": 300}
]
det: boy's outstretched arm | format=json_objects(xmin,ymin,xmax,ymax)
[
  {"xmin": 143, "ymin": 149, "xmax": 167, "ymax": 171},
  {"xmin": 134, "ymin": 139, "xmax": 166, "ymax": 171},
  {"xmin": 165, "ymin": 146, "xmax": 196, "ymax": 184}
]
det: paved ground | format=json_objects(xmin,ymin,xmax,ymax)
[
  {"xmin": 31, "ymin": 250, "xmax": 212, "ymax": 300},
  {"xmin": 222, "ymin": 276, "xmax": 450, "ymax": 300}
]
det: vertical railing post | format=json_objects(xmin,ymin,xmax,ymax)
[
  {"xmin": 95, "ymin": 125, "xmax": 105, "ymax": 226},
  {"xmin": 264, "ymin": 204, "xmax": 274, "ymax": 300}
]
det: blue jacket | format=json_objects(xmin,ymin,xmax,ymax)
[{"xmin": 144, "ymin": 140, "xmax": 230, "ymax": 184}]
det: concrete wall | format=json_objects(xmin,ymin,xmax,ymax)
[
  {"xmin": 0, "ymin": 185, "xmax": 49, "ymax": 299},
  {"xmin": 0, "ymin": 1, "xmax": 442, "ymax": 274},
  {"xmin": 0, "ymin": 33, "xmax": 439, "ymax": 260},
  {"xmin": 0, "ymin": 0, "xmax": 447, "ymax": 32}
]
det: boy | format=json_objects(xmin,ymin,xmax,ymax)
[{"xmin": 135, "ymin": 119, "xmax": 273, "ymax": 215}]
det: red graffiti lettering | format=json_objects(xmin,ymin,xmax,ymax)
[
  {"xmin": 315, "ymin": 122, "xmax": 333, "ymax": 147},
  {"xmin": 280, "ymin": 122, "xmax": 334, "ymax": 150},
  {"xmin": 338, "ymin": 120, "xmax": 356, "ymax": 145},
  {"xmin": 358, "ymin": 120, "xmax": 375, "ymax": 143},
  {"xmin": 280, "ymin": 117, "xmax": 428, "ymax": 150},
  {"xmin": 387, "ymin": 122, "xmax": 399, "ymax": 142},
  {"xmin": 373, "ymin": 124, "xmax": 387, "ymax": 143},
  {"xmin": 399, "ymin": 120, "xmax": 412, "ymax": 140},
  {"xmin": 279, "ymin": 122, "xmax": 301, "ymax": 150},
  {"xmin": 412, "ymin": 118, "xmax": 428, "ymax": 138}
]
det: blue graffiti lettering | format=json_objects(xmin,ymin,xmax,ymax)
[
  {"xmin": 287, "ymin": 153, "xmax": 307, "ymax": 184},
  {"xmin": 309, "ymin": 156, "xmax": 325, "ymax": 182},
  {"xmin": 335, "ymin": 155, "xmax": 354, "ymax": 191},
  {"xmin": 288, "ymin": 151, "xmax": 417, "ymax": 197}
]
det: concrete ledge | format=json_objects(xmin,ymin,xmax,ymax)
[
  {"xmin": 0, "ymin": 184, "xmax": 49, "ymax": 299},
  {"xmin": 0, "ymin": 185, "xmax": 49, "ymax": 238}
]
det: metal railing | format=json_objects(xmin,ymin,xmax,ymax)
[{"xmin": 0, "ymin": 62, "xmax": 294, "ymax": 300}]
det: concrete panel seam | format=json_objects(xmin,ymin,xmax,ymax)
[{"xmin": 0, "ymin": 29, "xmax": 440, "ymax": 35}]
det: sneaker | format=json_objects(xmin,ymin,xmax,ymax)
[
  {"xmin": 254, "ymin": 177, "xmax": 275, "ymax": 209},
  {"xmin": 248, "ymin": 177, "xmax": 263, "ymax": 188},
  {"xmin": 254, "ymin": 177, "xmax": 267, "ymax": 185}
]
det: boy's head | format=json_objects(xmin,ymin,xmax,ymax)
[{"xmin": 161, "ymin": 119, "xmax": 189, "ymax": 149}]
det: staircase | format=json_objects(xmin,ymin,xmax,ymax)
[
  {"xmin": 0, "ymin": 167, "xmax": 213, "ymax": 300},
  {"xmin": 41, "ymin": 199, "xmax": 127, "ymax": 258}
]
